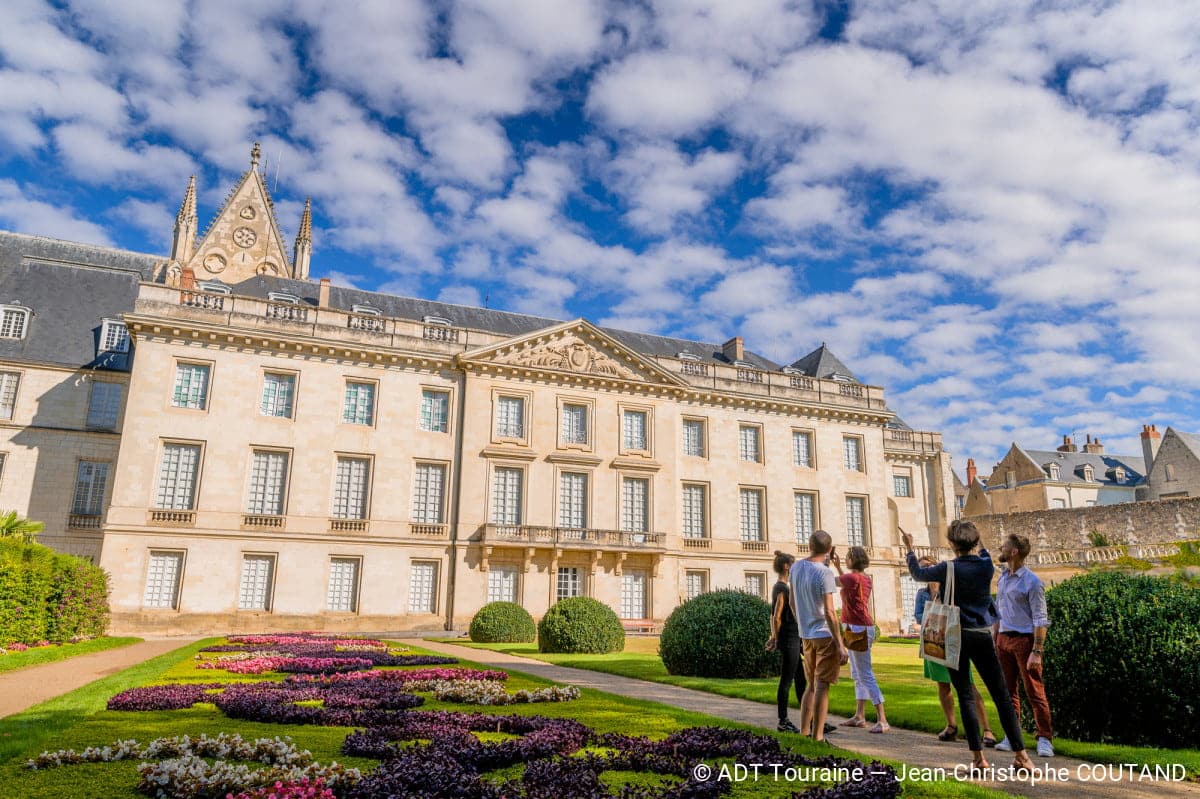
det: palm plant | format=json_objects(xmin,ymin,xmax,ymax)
[{"xmin": 0, "ymin": 510, "xmax": 44, "ymax": 543}]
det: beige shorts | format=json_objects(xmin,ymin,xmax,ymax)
[{"xmin": 803, "ymin": 636, "xmax": 841, "ymax": 685}]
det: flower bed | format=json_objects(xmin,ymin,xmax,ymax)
[{"xmin": 199, "ymin": 656, "xmax": 375, "ymax": 675}]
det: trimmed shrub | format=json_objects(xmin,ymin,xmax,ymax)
[
  {"xmin": 537, "ymin": 597, "xmax": 624, "ymax": 654},
  {"xmin": 1043, "ymin": 571, "xmax": 1200, "ymax": 748},
  {"xmin": 469, "ymin": 601, "xmax": 537, "ymax": 643},
  {"xmin": 0, "ymin": 538, "xmax": 109, "ymax": 645},
  {"xmin": 658, "ymin": 589, "xmax": 779, "ymax": 678}
]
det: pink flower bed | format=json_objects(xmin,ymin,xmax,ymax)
[
  {"xmin": 227, "ymin": 635, "xmax": 383, "ymax": 648},
  {"xmin": 286, "ymin": 667, "xmax": 507, "ymax": 685},
  {"xmin": 199, "ymin": 656, "xmax": 373, "ymax": 675},
  {"xmin": 227, "ymin": 778, "xmax": 336, "ymax": 799}
]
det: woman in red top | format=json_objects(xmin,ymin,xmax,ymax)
[{"xmin": 831, "ymin": 546, "xmax": 889, "ymax": 733}]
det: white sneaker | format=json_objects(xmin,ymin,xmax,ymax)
[
  {"xmin": 994, "ymin": 737, "xmax": 1013, "ymax": 752},
  {"xmin": 1037, "ymin": 737, "xmax": 1055, "ymax": 757}
]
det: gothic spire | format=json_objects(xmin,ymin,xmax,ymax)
[
  {"xmin": 251, "ymin": 141, "xmax": 261, "ymax": 168},
  {"xmin": 293, "ymin": 197, "xmax": 313, "ymax": 281},
  {"xmin": 170, "ymin": 175, "xmax": 198, "ymax": 262}
]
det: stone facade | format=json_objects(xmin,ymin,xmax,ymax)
[
  {"xmin": 966, "ymin": 496, "xmax": 1200, "ymax": 552},
  {"xmin": 1143, "ymin": 428, "xmax": 1200, "ymax": 500}
]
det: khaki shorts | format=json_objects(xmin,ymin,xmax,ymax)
[{"xmin": 803, "ymin": 636, "xmax": 841, "ymax": 685}]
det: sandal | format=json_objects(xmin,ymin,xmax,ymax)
[
  {"xmin": 869, "ymin": 723, "xmax": 890, "ymax": 734},
  {"xmin": 937, "ymin": 724, "xmax": 958, "ymax": 742},
  {"xmin": 839, "ymin": 718, "xmax": 867, "ymax": 728},
  {"xmin": 982, "ymin": 732, "xmax": 997, "ymax": 748},
  {"xmin": 1013, "ymin": 753, "xmax": 1035, "ymax": 773}
]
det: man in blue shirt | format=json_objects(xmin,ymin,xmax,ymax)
[
  {"xmin": 993, "ymin": 533, "xmax": 1054, "ymax": 758},
  {"xmin": 789, "ymin": 530, "xmax": 848, "ymax": 742}
]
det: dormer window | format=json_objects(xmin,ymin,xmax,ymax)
[
  {"xmin": 781, "ymin": 366, "xmax": 803, "ymax": 375},
  {"xmin": 268, "ymin": 292, "xmax": 299, "ymax": 304},
  {"xmin": 0, "ymin": 305, "xmax": 30, "ymax": 339},
  {"xmin": 1112, "ymin": 467, "xmax": 1126, "ymax": 483},
  {"xmin": 1081, "ymin": 465, "xmax": 1095, "ymax": 482},
  {"xmin": 352, "ymin": 304, "xmax": 380, "ymax": 316},
  {"xmin": 100, "ymin": 319, "xmax": 130, "ymax": 353},
  {"xmin": 677, "ymin": 352, "xmax": 700, "ymax": 361},
  {"xmin": 423, "ymin": 315, "xmax": 452, "ymax": 326},
  {"xmin": 830, "ymin": 372, "xmax": 853, "ymax": 383},
  {"xmin": 1044, "ymin": 463, "xmax": 1060, "ymax": 480},
  {"xmin": 733, "ymin": 359, "xmax": 757, "ymax": 368},
  {"xmin": 199, "ymin": 281, "xmax": 231, "ymax": 295}
]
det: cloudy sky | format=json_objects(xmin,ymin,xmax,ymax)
[{"xmin": 2, "ymin": 0, "xmax": 1198, "ymax": 473}]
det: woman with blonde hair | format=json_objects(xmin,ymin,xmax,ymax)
[{"xmin": 830, "ymin": 545, "xmax": 889, "ymax": 733}]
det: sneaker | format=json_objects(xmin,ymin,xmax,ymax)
[
  {"xmin": 777, "ymin": 719, "xmax": 801, "ymax": 733},
  {"xmin": 1036, "ymin": 737, "xmax": 1055, "ymax": 757},
  {"xmin": 994, "ymin": 737, "xmax": 1013, "ymax": 752}
]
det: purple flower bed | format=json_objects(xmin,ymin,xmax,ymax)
[
  {"xmin": 341, "ymin": 713, "xmax": 591, "ymax": 765},
  {"xmin": 285, "ymin": 668, "xmax": 506, "ymax": 687},
  {"xmin": 200, "ymin": 656, "xmax": 375, "ymax": 675},
  {"xmin": 199, "ymin": 643, "xmax": 458, "ymax": 668},
  {"xmin": 107, "ymin": 683, "xmax": 224, "ymax": 711},
  {"xmin": 212, "ymin": 681, "xmax": 425, "ymax": 727}
]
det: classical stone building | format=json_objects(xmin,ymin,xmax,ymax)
[
  {"xmin": 1142, "ymin": 426, "xmax": 1200, "ymax": 500},
  {"xmin": 0, "ymin": 147, "xmax": 957, "ymax": 635}
]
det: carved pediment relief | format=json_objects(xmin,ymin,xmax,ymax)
[
  {"xmin": 186, "ymin": 162, "xmax": 291, "ymax": 285},
  {"xmin": 495, "ymin": 336, "xmax": 639, "ymax": 380}
]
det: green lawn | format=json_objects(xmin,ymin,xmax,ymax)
[
  {"xmin": 0, "ymin": 637, "xmax": 1015, "ymax": 799},
  {"xmin": 0, "ymin": 637, "xmax": 141, "ymax": 674},
  {"xmin": 444, "ymin": 637, "xmax": 1200, "ymax": 779}
]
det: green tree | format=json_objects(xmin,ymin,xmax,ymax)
[{"xmin": 0, "ymin": 511, "xmax": 44, "ymax": 544}]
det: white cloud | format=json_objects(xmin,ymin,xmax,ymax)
[
  {"xmin": 607, "ymin": 143, "xmax": 743, "ymax": 234},
  {"xmin": 0, "ymin": 179, "xmax": 114, "ymax": 245}
]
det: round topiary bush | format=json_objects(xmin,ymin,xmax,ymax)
[
  {"xmin": 1043, "ymin": 571, "xmax": 1200, "ymax": 748},
  {"xmin": 537, "ymin": 597, "xmax": 625, "ymax": 654},
  {"xmin": 469, "ymin": 601, "xmax": 537, "ymax": 643},
  {"xmin": 658, "ymin": 589, "xmax": 779, "ymax": 678}
]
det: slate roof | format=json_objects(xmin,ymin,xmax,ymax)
[
  {"xmin": 1170, "ymin": 429, "xmax": 1200, "ymax": 458},
  {"xmin": 788, "ymin": 343, "xmax": 860, "ymax": 382},
  {"xmin": 1023, "ymin": 448, "xmax": 1145, "ymax": 488}
]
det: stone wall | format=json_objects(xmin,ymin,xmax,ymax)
[{"xmin": 967, "ymin": 496, "xmax": 1200, "ymax": 551}]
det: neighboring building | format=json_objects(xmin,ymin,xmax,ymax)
[
  {"xmin": 0, "ymin": 145, "xmax": 957, "ymax": 635},
  {"xmin": 1143, "ymin": 426, "xmax": 1200, "ymax": 500},
  {"xmin": 963, "ymin": 434, "xmax": 1143, "ymax": 517}
]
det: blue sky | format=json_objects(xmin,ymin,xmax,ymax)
[{"xmin": 2, "ymin": 0, "xmax": 1198, "ymax": 474}]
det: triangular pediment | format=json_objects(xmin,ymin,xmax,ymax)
[
  {"xmin": 187, "ymin": 163, "xmax": 292, "ymax": 283},
  {"xmin": 459, "ymin": 319, "xmax": 688, "ymax": 387}
]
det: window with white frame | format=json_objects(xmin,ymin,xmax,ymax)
[
  {"xmin": 794, "ymin": 492, "xmax": 816, "ymax": 541},
  {"xmin": 621, "ymin": 477, "xmax": 649, "ymax": 533},
  {"xmin": 557, "ymin": 566, "xmax": 582, "ymax": 600},
  {"xmin": 620, "ymin": 570, "xmax": 647, "ymax": 618},
  {"xmin": 682, "ymin": 418, "xmax": 706, "ymax": 457},
  {"xmin": 327, "ymin": 557, "xmax": 360, "ymax": 613},
  {"xmin": 487, "ymin": 565, "xmax": 518, "ymax": 603},
  {"xmin": 793, "ymin": 431, "xmax": 813, "ymax": 467},
  {"xmin": 412, "ymin": 463, "xmax": 446, "ymax": 524},
  {"xmin": 739, "ymin": 488, "xmax": 764, "ymax": 541},
  {"xmin": 87, "ymin": 381, "xmax": 122, "ymax": 429},
  {"xmin": 0, "ymin": 371, "xmax": 18, "ymax": 420},
  {"xmin": 100, "ymin": 319, "xmax": 130, "ymax": 353},
  {"xmin": 71, "ymin": 461, "xmax": 109, "ymax": 516},
  {"xmin": 268, "ymin": 292, "xmax": 299, "ymax": 304},
  {"xmin": 156, "ymin": 443, "xmax": 201, "ymax": 510},
  {"xmin": 900, "ymin": 575, "xmax": 918, "ymax": 626},
  {"xmin": 622, "ymin": 409, "xmax": 648, "ymax": 451},
  {"xmin": 171, "ymin": 363, "xmax": 209, "ymax": 409},
  {"xmin": 143, "ymin": 550, "xmax": 184, "ymax": 609},
  {"xmin": 685, "ymin": 570, "xmax": 707, "ymax": 599},
  {"xmin": 1051, "ymin": 498, "xmax": 1066, "ymax": 509},
  {"xmin": 560, "ymin": 403, "xmax": 588, "ymax": 446},
  {"xmin": 843, "ymin": 436, "xmax": 863, "ymax": 471},
  {"xmin": 0, "ymin": 453, "xmax": 6, "ymax": 486},
  {"xmin": 342, "ymin": 381, "xmax": 375, "ymax": 425},
  {"xmin": 558, "ymin": 472, "xmax": 587, "ymax": 529},
  {"xmin": 744, "ymin": 572, "xmax": 765, "ymax": 598},
  {"xmin": 681, "ymin": 483, "xmax": 707, "ymax": 539},
  {"xmin": 893, "ymin": 472, "xmax": 913, "ymax": 498},
  {"xmin": 0, "ymin": 306, "xmax": 29, "ymax": 339},
  {"xmin": 247, "ymin": 450, "xmax": 289, "ymax": 515},
  {"xmin": 420, "ymin": 389, "xmax": 450, "ymax": 433},
  {"xmin": 238, "ymin": 554, "xmax": 276, "ymax": 611},
  {"xmin": 739, "ymin": 425, "xmax": 761, "ymax": 462},
  {"xmin": 408, "ymin": 561, "xmax": 438, "ymax": 613},
  {"xmin": 491, "ymin": 467, "xmax": 523, "ymax": 525},
  {"xmin": 494, "ymin": 395, "xmax": 525, "ymax": 438},
  {"xmin": 846, "ymin": 495, "xmax": 868, "ymax": 546},
  {"xmin": 199, "ymin": 281, "xmax": 230, "ymax": 295},
  {"xmin": 332, "ymin": 457, "xmax": 370, "ymax": 519},
  {"xmin": 260, "ymin": 373, "xmax": 295, "ymax": 418}
]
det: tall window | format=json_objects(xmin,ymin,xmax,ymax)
[
  {"xmin": 793, "ymin": 431, "xmax": 813, "ymax": 467},
  {"xmin": 560, "ymin": 403, "xmax": 588, "ymax": 445},
  {"xmin": 420, "ymin": 390, "xmax": 449, "ymax": 432},
  {"xmin": 491, "ymin": 467, "xmax": 523, "ymax": 525},
  {"xmin": 172, "ymin": 363, "xmax": 209, "ymax": 409},
  {"xmin": 685, "ymin": 570, "xmax": 707, "ymax": 599},
  {"xmin": 327, "ymin": 558, "xmax": 360, "ymax": 613},
  {"xmin": 143, "ymin": 550, "xmax": 184, "ymax": 609},
  {"xmin": 558, "ymin": 472, "xmax": 588, "ymax": 528},
  {"xmin": 739, "ymin": 425, "xmax": 761, "ymax": 462},
  {"xmin": 793, "ymin": 492, "xmax": 816, "ymax": 541},
  {"xmin": 900, "ymin": 575, "xmax": 919, "ymax": 627},
  {"xmin": 87, "ymin": 382, "xmax": 123, "ymax": 429},
  {"xmin": 557, "ymin": 566, "xmax": 582, "ymax": 600},
  {"xmin": 100, "ymin": 320, "xmax": 130, "ymax": 353},
  {"xmin": 846, "ymin": 496, "xmax": 868, "ymax": 546},
  {"xmin": 739, "ymin": 488, "xmax": 764, "ymax": 541},
  {"xmin": 332, "ymin": 457, "xmax": 370, "ymax": 520},
  {"xmin": 0, "ymin": 371, "xmax": 18, "ymax": 420},
  {"xmin": 681, "ymin": 484, "xmax": 707, "ymax": 538},
  {"xmin": 408, "ymin": 561, "xmax": 438, "ymax": 613},
  {"xmin": 682, "ymin": 419, "xmax": 706, "ymax": 457},
  {"xmin": 412, "ymin": 463, "xmax": 446, "ymax": 524},
  {"xmin": 621, "ymin": 477, "xmax": 649, "ymax": 533},
  {"xmin": 71, "ymin": 461, "xmax": 109, "ymax": 516},
  {"xmin": 238, "ymin": 554, "xmax": 275, "ymax": 611},
  {"xmin": 494, "ymin": 396, "xmax": 524, "ymax": 438},
  {"xmin": 843, "ymin": 436, "xmax": 863, "ymax": 471},
  {"xmin": 343, "ymin": 381, "xmax": 375, "ymax": 425},
  {"xmin": 487, "ymin": 566, "xmax": 518, "ymax": 603},
  {"xmin": 260, "ymin": 373, "xmax": 295, "ymax": 418},
  {"xmin": 622, "ymin": 409, "xmax": 648, "ymax": 450},
  {"xmin": 247, "ymin": 450, "xmax": 289, "ymax": 515},
  {"xmin": 620, "ymin": 570, "xmax": 647, "ymax": 618},
  {"xmin": 744, "ymin": 572, "xmax": 765, "ymax": 598},
  {"xmin": 893, "ymin": 473, "xmax": 913, "ymax": 497},
  {"xmin": 0, "ymin": 307, "xmax": 28, "ymax": 339},
  {"xmin": 156, "ymin": 443, "xmax": 201, "ymax": 510}
]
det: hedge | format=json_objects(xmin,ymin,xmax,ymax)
[
  {"xmin": 469, "ymin": 601, "xmax": 537, "ymax": 643},
  {"xmin": 0, "ymin": 539, "xmax": 109, "ymax": 645},
  {"xmin": 537, "ymin": 597, "xmax": 625, "ymax": 654},
  {"xmin": 658, "ymin": 589, "xmax": 780, "ymax": 678}
]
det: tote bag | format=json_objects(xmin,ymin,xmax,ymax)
[{"xmin": 919, "ymin": 561, "xmax": 962, "ymax": 670}]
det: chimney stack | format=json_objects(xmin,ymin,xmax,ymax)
[
  {"xmin": 1141, "ymin": 424, "xmax": 1162, "ymax": 474},
  {"xmin": 1082, "ymin": 434, "xmax": 1105, "ymax": 454},
  {"xmin": 180, "ymin": 267, "xmax": 196, "ymax": 291},
  {"xmin": 722, "ymin": 336, "xmax": 744, "ymax": 362},
  {"xmin": 966, "ymin": 458, "xmax": 977, "ymax": 486},
  {"xmin": 318, "ymin": 277, "xmax": 331, "ymax": 308},
  {"xmin": 1057, "ymin": 434, "xmax": 1077, "ymax": 453}
]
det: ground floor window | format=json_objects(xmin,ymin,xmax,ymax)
[
  {"xmin": 409, "ymin": 561, "xmax": 439, "ymax": 614},
  {"xmin": 620, "ymin": 570, "xmax": 648, "ymax": 618},
  {"xmin": 143, "ymin": 550, "xmax": 184, "ymax": 609},
  {"xmin": 488, "ymin": 565, "xmax": 518, "ymax": 603},
  {"xmin": 327, "ymin": 557, "xmax": 360, "ymax": 613},
  {"xmin": 557, "ymin": 566, "xmax": 582, "ymax": 600},
  {"xmin": 744, "ymin": 571, "xmax": 765, "ymax": 598},
  {"xmin": 238, "ymin": 554, "xmax": 276, "ymax": 611}
]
